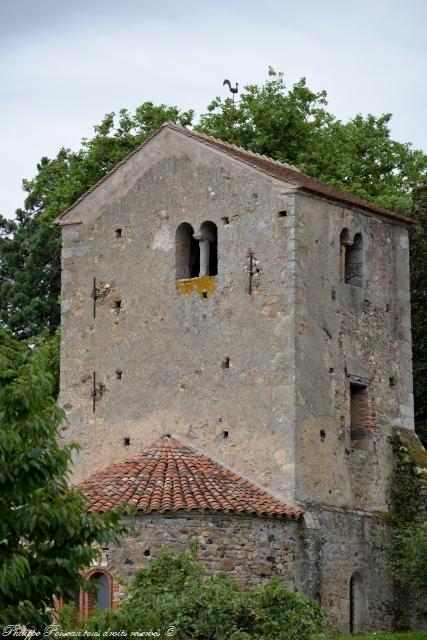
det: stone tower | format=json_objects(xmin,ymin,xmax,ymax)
[{"xmin": 56, "ymin": 123, "xmax": 417, "ymax": 630}]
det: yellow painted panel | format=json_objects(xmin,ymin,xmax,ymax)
[{"xmin": 175, "ymin": 275, "xmax": 216, "ymax": 298}]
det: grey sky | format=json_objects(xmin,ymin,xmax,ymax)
[{"xmin": 1, "ymin": 0, "xmax": 426, "ymax": 218}]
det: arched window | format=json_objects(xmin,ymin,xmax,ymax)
[
  {"xmin": 349, "ymin": 571, "xmax": 367, "ymax": 633},
  {"xmin": 345, "ymin": 233, "xmax": 363, "ymax": 287},
  {"xmin": 92, "ymin": 572, "xmax": 111, "ymax": 611},
  {"xmin": 84, "ymin": 571, "xmax": 112, "ymax": 616},
  {"xmin": 176, "ymin": 223, "xmax": 199, "ymax": 279},
  {"xmin": 195, "ymin": 221, "xmax": 218, "ymax": 276},
  {"xmin": 339, "ymin": 228, "xmax": 351, "ymax": 282}
]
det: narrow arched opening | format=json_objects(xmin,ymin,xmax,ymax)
[
  {"xmin": 176, "ymin": 222, "xmax": 199, "ymax": 279},
  {"xmin": 87, "ymin": 571, "xmax": 112, "ymax": 614},
  {"xmin": 197, "ymin": 221, "xmax": 218, "ymax": 276},
  {"xmin": 345, "ymin": 232, "xmax": 363, "ymax": 287},
  {"xmin": 349, "ymin": 571, "xmax": 367, "ymax": 633},
  {"xmin": 339, "ymin": 228, "xmax": 351, "ymax": 281}
]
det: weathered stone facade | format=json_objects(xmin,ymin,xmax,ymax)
[
  {"xmin": 56, "ymin": 123, "xmax": 418, "ymax": 632},
  {"xmin": 101, "ymin": 509, "xmax": 392, "ymax": 632}
]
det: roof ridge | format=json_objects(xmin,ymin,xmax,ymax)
[
  {"xmin": 165, "ymin": 122, "xmax": 301, "ymax": 172},
  {"xmin": 55, "ymin": 122, "xmax": 415, "ymax": 226}
]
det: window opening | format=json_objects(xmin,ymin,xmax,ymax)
[
  {"xmin": 115, "ymin": 369, "xmax": 122, "ymax": 380},
  {"xmin": 195, "ymin": 221, "xmax": 218, "ymax": 276},
  {"xmin": 349, "ymin": 572, "xmax": 366, "ymax": 633},
  {"xmin": 278, "ymin": 210, "xmax": 287, "ymax": 217},
  {"xmin": 89, "ymin": 572, "xmax": 111, "ymax": 612},
  {"xmin": 115, "ymin": 228, "xmax": 122, "ymax": 238},
  {"xmin": 223, "ymin": 430, "xmax": 229, "ymax": 439},
  {"xmin": 123, "ymin": 437, "xmax": 130, "ymax": 446},
  {"xmin": 350, "ymin": 383, "xmax": 373, "ymax": 439},
  {"xmin": 339, "ymin": 228, "xmax": 351, "ymax": 282},
  {"xmin": 176, "ymin": 222, "xmax": 199, "ymax": 279},
  {"xmin": 221, "ymin": 357, "xmax": 230, "ymax": 369},
  {"xmin": 345, "ymin": 233, "xmax": 363, "ymax": 287}
]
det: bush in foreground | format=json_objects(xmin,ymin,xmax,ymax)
[{"xmin": 59, "ymin": 547, "xmax": 324, "ymax": 639}]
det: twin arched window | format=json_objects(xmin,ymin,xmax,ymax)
[
  {"xmin": 340, "ymin": 229, "xmax": 363, "ymax": 287},
  {"xmin": 176, "ymin": 221, "xmax": 218, "ymax": 279}
]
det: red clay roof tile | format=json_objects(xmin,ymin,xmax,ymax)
[{"xmin": 78, "ymin": 435, "xmax": 302, "ymax": 520}]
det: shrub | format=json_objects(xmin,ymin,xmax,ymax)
[{"xmin": 58, "ymin": 547, "xmax": 324, "ymax": 639}]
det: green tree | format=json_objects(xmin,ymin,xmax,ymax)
[
  {"xmin": 0, "ymin": 329, "xmax": 127, "ymax": 628},
  {"xmin": 59, "ymin": 546, "xmax": 324, "ymax": 640},
  {"xmin": 198, "ymin": 69, "xmax": 427, "ymax": 213}
]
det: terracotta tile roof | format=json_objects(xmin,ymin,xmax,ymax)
[
  {"xmin": 78, "ymin": 435, "xmax": 302, "ymax": 519},
  {"xmin": 55, "ymin": 123, "xmax": 415, "ymax": 227}
]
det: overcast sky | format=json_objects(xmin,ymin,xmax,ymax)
[{"xmin": 1, "ymin": 0, "xmax": 426, "ymax": 219}]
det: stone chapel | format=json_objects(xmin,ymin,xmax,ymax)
[{"xmin": 55, "ymin": 123, "xmax": 420, "ymax": 631}]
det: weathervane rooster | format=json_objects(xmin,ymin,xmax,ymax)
[{"xmin": 223, "ymin": 79, "xmax": 239, "ymax": 106}]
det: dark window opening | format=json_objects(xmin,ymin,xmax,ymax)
[
  {"xmin": 115, "ymin": 369, "xmax": 122, "ymax": 380},
  {"xmin": 223, "ymin": 430, "xmax": 229, "ymax": 439},
  {"xmin": 201, "ymin": 291, "xmax": 208, "ymax": 299},
  {"xmin": 320, "ymin": 430, "xmax": 326, "ymax": 442},
  {"xmin": 345, "ymin": 233, "xmax": 363, "ymax": 287},
  {"xmin": 221, "ymin": 357, "xmax": 230, "ymax": 369},
  {"xmin": 278, "ymin": 210, "xmax": 287, "ymax": 217},
  {"xmin": 176, "ymin": 222, "xmax": 199, "ymax": 279},
  {"xmin": 143, "ymin": 549, "xmax": 151, "ymax": 557},
  {"xmin": 114, "ymin": 300, "xmax": 122, "ymax": 312},
  {"xmin": 199, "ymin": 221, "xmax": 218, "ymax": 276},
  {"xmin": 123, "ymin": 437, "xmax": 130, "ymax": 446},
  {"xmin": 389, "ymin": 376, "xmax": 396, "ymax": 387},
  {"xmin": 329, "ymin": 368, "xmax": 334, "ymax": 373},
  {"xmin": 222, "ymin": 216, "xmax": 230, "ymax": 225},
  {"xmin": 115, "ymin": 228, "xmax": 122, "ymax": 238}
]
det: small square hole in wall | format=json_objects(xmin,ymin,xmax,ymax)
[
  {"xmin": 278, "ymin": 210, "xmax": 287, "ymax": 217},
  {"xmin": 320, "ymin": 430, "xmax": 326, "ymax": 442},
  {"xmin": 144, "ymin": 549, "xmax": 151, "ymax": 557},
  {"xmin": 201, "ymin": 291, "xmax": 208, "ymax": 299},
  {"xmin": 114, "ymin": 300, "xmax": 122, "ymax": 312},
  {"xmin": 222, "ymin": 216, "xmax": 230, "ymax": 225},
  {"xmin": 329, "ymin": 368, "xmax": 334, "ymax": 373},
  {"xmin": 115, "ymin": 369, "xmax": 122, "ymax": 380},
  {"xmin": 123, "ymin": 437, "xmax": 130, "ymax": 446},
  {"xmin": 389, "ymin": 376, "xmax": 396, "ymax": 387},
  {"xmin": 115, "ymin": 228, "xmax": 122, "ymax": 238},
  {"xmin": 386, "ymin": 303, "xmax": 391, "ymax": 312},
  {"xmin": 223, "ymin": 430, "xmax": 229, "ymax": 439},
  {"xmin": 221, "ymin": 357, "xmax": 230, "ymax": 369}
]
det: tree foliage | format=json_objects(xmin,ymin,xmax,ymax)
[
  {"xmin": 0, "ymin": 330, "xmax": 127, "ymax": 628},
  {"xmin": 198, "ymin": 69, "xmax": 427, "ymax": 212},
  {"xmin": 58, "ymin": 546, "xmax": 324, "ymax": 640}
]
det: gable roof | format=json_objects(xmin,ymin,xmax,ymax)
[
  {"xmin": 78, "ymin": 434, "xmax": 302, "ymax": 519},
  {"xmin": 55, "ymin": 123, "xmax": 415, "ymax": 226}
]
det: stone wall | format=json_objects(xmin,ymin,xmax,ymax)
[
  {"xmin": 95, "ymin": 509, "xmax": 393, "ymax": 633},
  {"xmin": 294, "ymin": 190, "xmax": 413, "ymax": 510},
  {"xmin": 108, "ymin": 512, "xmax": 300, "ymax": 589},
  {"xmin": 59, "ymin": 127, "xmax": 299, "ymax": 502}
]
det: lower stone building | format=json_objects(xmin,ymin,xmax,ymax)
[{"xmin": 77, "ymin": 434, "xmax": 393, "ymax": 632}]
